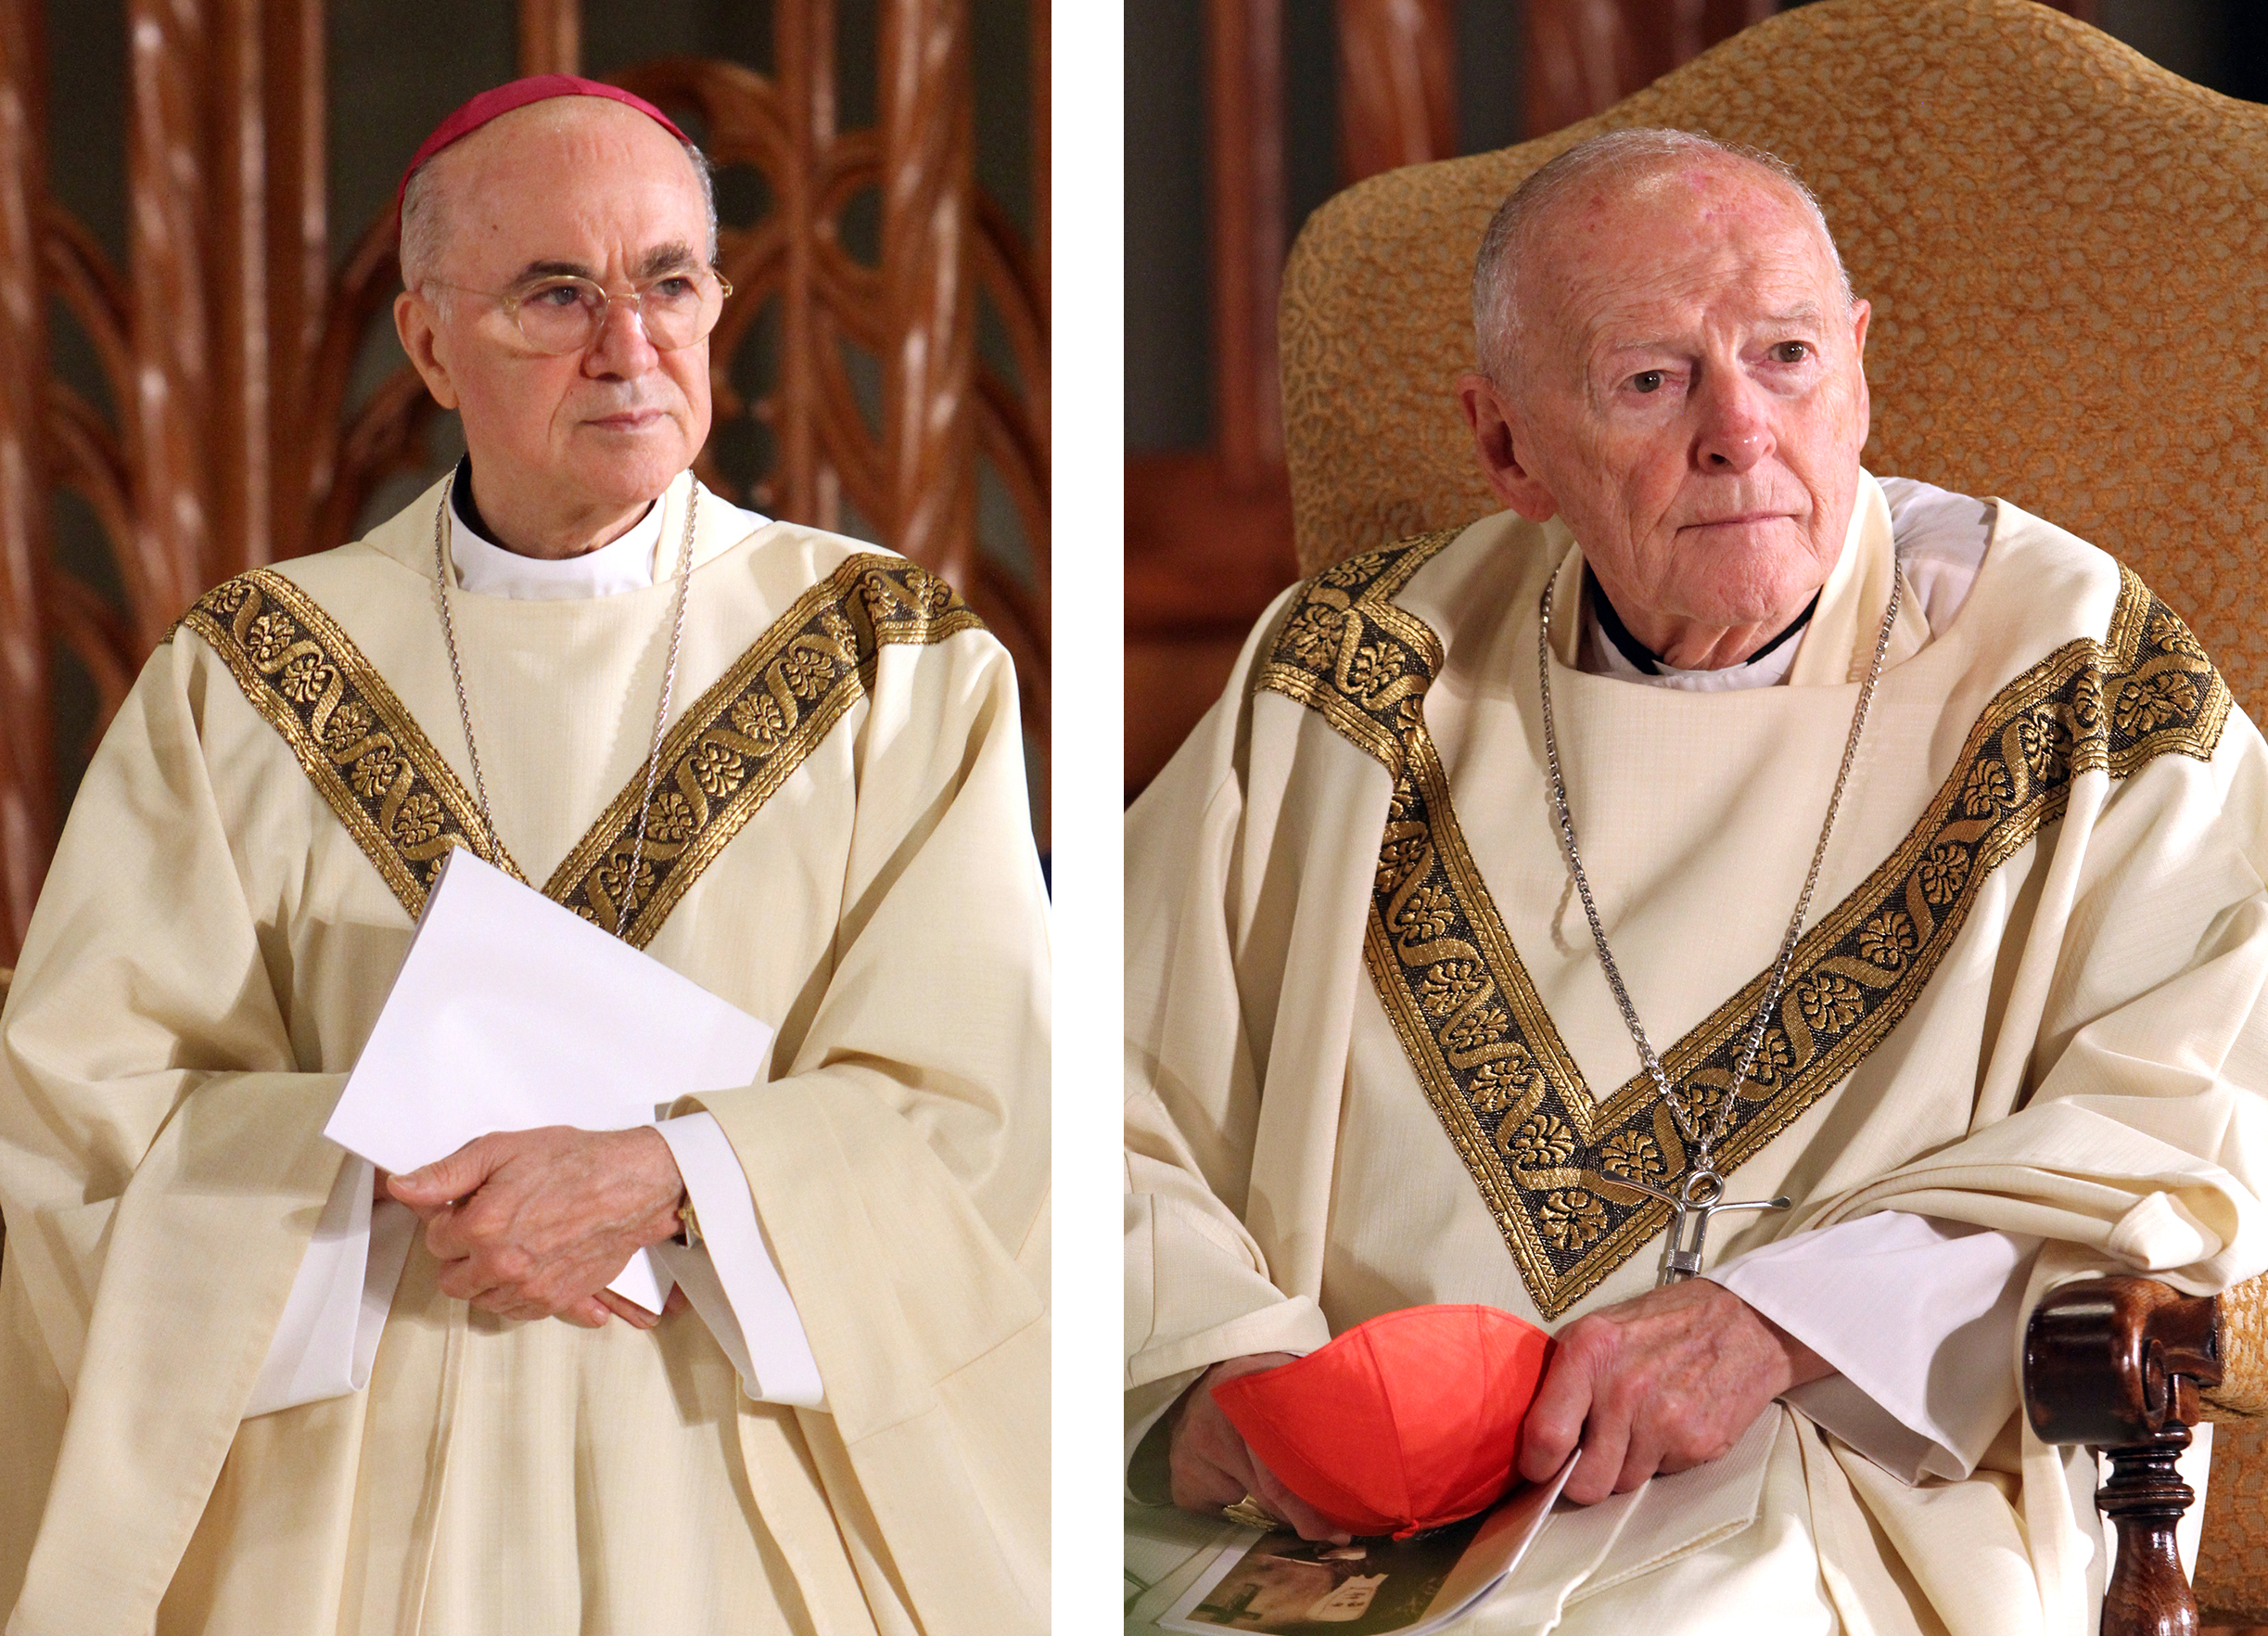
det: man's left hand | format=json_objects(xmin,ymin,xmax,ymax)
[
  {"xmin": 1519, "ymin": 1278, "xmax": 1831, "ymax": 1504},
  {"xmin": 389, "ymin": 1125, "xmax": 684, "ymax": 1329}
]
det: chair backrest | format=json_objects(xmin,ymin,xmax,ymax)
[{"xmin": 1280, "ymin": 0, "xmax": 2268, "ymax": 718}]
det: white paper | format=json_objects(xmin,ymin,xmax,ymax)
[{"xmin": 325, "ymin": 847, "xmax": 775, "ymax": 1310}]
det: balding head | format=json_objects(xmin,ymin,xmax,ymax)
[
  {"xmin": 1472, "ymin": 130, "xmax": 1852, "ymax": 389},
  {"xmin": 400, "ymin": 96, "xmax": 718, "ymax": 293}
]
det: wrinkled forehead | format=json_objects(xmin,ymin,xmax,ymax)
[
  {"xmin": 431, "ymin": 99, "xmax": 707, "ymax": 266},
  {"xmin": 1534, "ymin": 160, "xmax": 1842, "ymax": 339}
]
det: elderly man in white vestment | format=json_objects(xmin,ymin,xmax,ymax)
[
  {"xmin": 1125, "ymin": 128, "xmax": 2268, "ymax": 1633},
  {"xmin": 0, "ymin": 76, "xmax": 1048, "ymax": 1636}
]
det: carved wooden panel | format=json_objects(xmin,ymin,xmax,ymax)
[
  {"xmin": 1524, "ymin": 0, "xmax": 1775, "ymax": 139},
  {"xmin": 0, "ymin": 0, "xmax": 51, "ymax": 952},
  {"xmin": 1127, "ymin": 0, "xmax": 1459, "ymax": 796},
  {"xmin": 0, "ymin": 0, "xmax": 1048, "ymax": 956},
  {"xmin": 1336, "ymin": 0, "xmax": 1457, "ymax": 185}
]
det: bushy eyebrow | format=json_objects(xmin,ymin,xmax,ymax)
[
  {"xmin": 504, "ymin": 242, "xmax": 702, "ymax": 288},
  {"xmin": 509, "ymin": 260, "xmax": 594, "ymax": 285},
  {"xmin": 634, "ymin": 241, "xmax": 701, "ymax": 280}
]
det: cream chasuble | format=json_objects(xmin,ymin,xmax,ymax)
[
  {"xmin": 0, "ymin": 470, "xmax": 1051, "ymax": 1636},
  {"xmin": 1126, "ymin": 476, "xmax": 2268, "ymax": 1633}
]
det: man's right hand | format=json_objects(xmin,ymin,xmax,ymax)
[{"xmin": 1168, "ymin": 1352, "xmax": 1351, "ymax": 1543}]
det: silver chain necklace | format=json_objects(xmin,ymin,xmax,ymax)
[
  {"xmin": 1536, "ymin": 561, "xmax": 1902, "ymax": 1281},
  {"xmin": 433, "ymin": 470, "xmax": 698, "ymax": 938}
]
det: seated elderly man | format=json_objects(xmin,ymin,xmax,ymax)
[
  {"xmin": 1126, "ymin": 128, "xmax": 2268, "ymax": 1631},
  {"xmin": 0, "ymin": 77, "xmax": 1046, "ymax": 1636}
]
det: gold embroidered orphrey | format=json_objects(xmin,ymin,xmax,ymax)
[
  {"xmin": 1257, "ymin": 530, "xmax": 2233, "ymax": 1318},
  {"xmin": 177, "ymin": 550, "xmax": 984, "ymax": 950}
]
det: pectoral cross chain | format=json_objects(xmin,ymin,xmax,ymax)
[{"xmin": 1537, "ymin": 575, "xmax": 1903, "ymax": 1289}]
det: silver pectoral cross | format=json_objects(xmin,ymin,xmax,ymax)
[{"xmin": 1623, "ymin": 1166, "xmax": 1791, "ymax": 1285}]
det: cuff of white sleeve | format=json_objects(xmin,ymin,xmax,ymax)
[
  {"xmin": 651, "ymin": 1112, "xmax": 824, "ymax": 1409},
  {"xmin": 246, "ymin": 1157, "xmax": 415, "ymax": 1417},
  {"xmin": 1704, "ymin": 1212, "xmax": 2039, "ymax": 1481}
]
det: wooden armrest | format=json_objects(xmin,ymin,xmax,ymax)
[{"xmin": 2025, "ymin": 1275, "xmax": 2223, "ymax": 1636}]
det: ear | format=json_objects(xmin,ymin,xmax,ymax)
[
  {"xmin": 394, "ymin": 289, "xmax": 462, "ymax": 412},
  {"xmin": 1846, "ymin": 297, "xmax": 1872, "ymax": 452},
  {"xmin": 1456, "ymin": 373, "xmax": 1559, "ymax": 521}
]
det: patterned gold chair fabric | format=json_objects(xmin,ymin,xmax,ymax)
[{"xmin": 1276, "ymin": 0, "xmax": 2268, "ymax": 1620}]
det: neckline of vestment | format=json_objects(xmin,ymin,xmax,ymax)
[
  {"xmin": 179, "ymin": 532, "xmax": 988, "ymax": 941},
  {"xmin": 445, "ymin": 457, "xmax": 671, "ymax": 599},
  {"xmin": 1370, "ymin": 487, "xmax": 2046, "ymax": 1118},
  {"xmin": 366, "ymin": 467, "xmax": 769, "ymax": 590},
  {"xmin": 1585, "ymin": 566, "xmax": 1817, "ymax": 684}
]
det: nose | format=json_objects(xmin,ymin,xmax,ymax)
[
  {"xmin": 583, "ymin": 292, "xmax": 660, "ymax": 376},
  {"xmin": 1695, "ymin": 371, "xmax": 1773, "ymax": 475}
]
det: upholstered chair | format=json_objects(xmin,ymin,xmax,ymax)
[{"xmin": 1275, "ymin": 0, "xmax": 2268, "ymax": 1628}]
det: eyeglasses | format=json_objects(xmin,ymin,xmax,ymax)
[{"xmin": 426, "ymin": 267, "xmax": 735, "ymax": 355}]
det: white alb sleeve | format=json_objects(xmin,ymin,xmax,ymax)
[
  {"xmin": 650, "ymin": 1111, "xmax": 825, "ymax": 1408},
  {"xmin": 1702, "ymin": 1211, "xmax": 2040, "ymax": 1482},
  {"xmin": 244, "ymin": 1155, "xmax": 416, "ymax": 1417}
]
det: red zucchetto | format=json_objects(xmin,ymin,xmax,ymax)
[
  {"xmin": 397, "ymin": 74, "xmax": 693, "ymax": 225},
  {"xmin": 1211, "ymin": 1304, "xmax": 1555, "ymax": 1540}
]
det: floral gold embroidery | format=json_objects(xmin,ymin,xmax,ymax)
[
  {"xmin": 390, "ymin": 793, "xmax": 444, "ymax": 846},
  {"xmin": 1960, "ymin": 760, "xmax": 2012, "ymax": 818},
  {"xmin": 178, "ymin": 547, "xmax": 986, "ymax": 947},
  {"xmin": 1741, "ymin": 1027, "xmax": 1793, "ymax": 1091},
  {"xmin": 1793, "ymin": 971, "xmax": 1865, "ymax": 1035},
  {"xmin": 1538, "ymin": 1189, "xmax": 1607, "ymax": 1250},
  {"xmin": 729, "ymin": 692, "xmax": 790, "ymax": 747},
  {"xmin": 175, "ymin": 569, "xmax": 517, "ymax": 919},
  {"xmin": 692, "ymin": 741, "xmax": 747, "ymax": 799},
  {"xmin": 646, "ymin": 789, "xmax": 695, "ymax": 845},
  {"xmin": 1918, "ymin": 842, "xmax": 1970, "ymax": 906},
  {"xmin": 279, "ymin": 653, "xmax": 334, "ymax": 704},
  {"xmin": 2114, "ymin": 671, "xmax": 2199, "ymax": 736},
  {"xmin": 1419, "ymin": 960, "xmax": 1488, "ymax": 1016},
  {"xmin": 1856, "ymin": 912, "xmax": 1917, "ymax": 971},
  {"xmin": 1499, "ymin": 1111, "xmax": 1576, "ymax": 1169},
  {"xmin": 1599, "ymin": 1129, "xmax": 1665, "ymax": 1183},
  {"xmin": 547, "ymin": 554, "xmax": 985, "ymax": 944},
  {"xmin": 1442, "ymin": 1003, "xmax": 1510, "ymax": 1057},
  {"xmin": 1268, "ymin": 536, "xmax": 2230, "ymax": 1316},
  {"xmin": 1468, "ymin": 1044, "xmax": 1541, "ymax": 1113}
]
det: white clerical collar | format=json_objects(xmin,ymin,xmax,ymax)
[
  {"xmin": 1585, "ymin": 566, "xmax": 1811, "ymax": 693},
  {"xmin": 447, "ymin": 473, "xmax": 666, "ymax": 600},
  {"xmin": 1586, "ymin": 611, "xmax": 1804, "ymax": 691}
]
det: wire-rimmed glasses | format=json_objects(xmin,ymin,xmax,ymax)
[{"xmin": 426, "ymin": 267, "xmax": 735, "ymax": 354}]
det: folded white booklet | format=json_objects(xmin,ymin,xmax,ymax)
[{"xmin": 325, "ymin": 847, "xmax": 776, "ymax": 1311}]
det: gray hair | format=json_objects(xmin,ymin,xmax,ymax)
[
  {"xmin": 1471, "ymin": 128, "xmax": 1853, "ymax": 386},
  {"xmin": 400, "ymin": 134, "xmax": 720, "ymax": 291}
]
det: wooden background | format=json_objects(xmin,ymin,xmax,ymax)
[{"xmin": 0, "ymin": 0, "xmax": 1050, "ymax": 963}]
